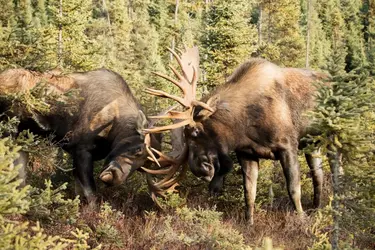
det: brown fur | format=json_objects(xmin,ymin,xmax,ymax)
[{"xmin": 199, "ymin": 59, "xmax": 328, "ymax": 153}]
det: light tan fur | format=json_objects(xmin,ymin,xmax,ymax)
[
  {"xmin": 89, "ymin": 99, "xmax": 120, "ymax": 137},
  {"xmin": 0, "ymin": 68, "xmax": 77, "ymax": 95}
]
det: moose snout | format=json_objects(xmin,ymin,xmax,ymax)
[
  {"xmin": 100, "ymin": 161, "xmax": 130, "ymax": 186},
  {"xmin": 189, "ymin": 156, "xmax": 215, "ymax": 182},
  {"xmin": 200, "ymin": 162, "xmax": 214, "ymax": 181}
]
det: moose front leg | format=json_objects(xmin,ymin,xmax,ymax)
[
  {"xmin": 73, "ymin": 146, "xmax": 96, "ymax": 203},
  {"xmin": 237, "ymin": 154, "xmax": 259, "ymax": 225},
  {"xmin": 305, "ymin": 149, "xmax": 323, "ymax": 208},
  {"xmin": 279, "ymin": 148, "xmax": 303, "ymax": 214},
  {"xmin": 209, "ymin": 152, "xmax": 233, "ymax": 194}
]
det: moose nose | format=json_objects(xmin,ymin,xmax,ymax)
[
  {"xmin": 100, "ymin": 161, "xmax": 129, "ymax": 186},
  {"xmin": 202, "ymin": 175, "xmax": 213, "ymax": 182}
]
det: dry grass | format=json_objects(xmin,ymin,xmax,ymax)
[{"xmin": 20, "ymin": 154, "xmax": 374, "ymax": 250}]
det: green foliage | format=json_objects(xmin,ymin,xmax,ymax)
[
  {"xmin": 0, "ymin": 138, "xmax": 100, "ymax": 250},
  {"xmin": 0, "ymin": 0, "xmax": 54, "ymax": 70},
  {"xmin": 304, "ymin": 34, "xmax": 375, "ymax": 248},
  {"xmin": 1, "ymin": 1, "xmax": 374, "ymax": 248},
  {"xmin": 47, "ymin": 0, "xmax": 104, "ymax": 70},
  {"xmin": 94, "ymin": 202, "xmax": 124, "ymax": 248},
  {"xmin": 0, "ymin": 138, "xmax": 30, "ymax": 216},
  {"xmin": 309, "ymin": 203, "xmax": 333, "ymax": 250},
  {"xmin": 156, "ymin": 192, "xmax": 187, "ymax": 211},
  {"xmin": 258, "ymin": 0, "xmax": 305, "ymax": 67},
  {"xmin": 1, "ymin": 80, "xmax": 81, "ymax": 119},
  {"xmin": 142, "ymin": 206, "xmax": 253, "ymax": 250},
  {"xmin": 304, "ymin": 55, "xmax": 375, "ymax": 158},
  {"xmin": 200, "ymin": 0, "xmax": 257, "ymax": 87},
  {"xmin": 28, "ymin": 180, "xmax": 80, "ymax": 223}
]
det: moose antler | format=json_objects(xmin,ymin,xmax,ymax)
[
  {"xmin": 143, "ymin": 46, "xmax": 213, "ymax": 134},
  {"xmin": 142, "ymin": 46, "xmax": 211, "ymax": 204}
]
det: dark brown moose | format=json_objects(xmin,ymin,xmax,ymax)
[
  {"xmin": 143, "ymin": 46, "xmax": 328, "ymax": 225},
  {"xmin": 0, "ymin": 68, "xmax": 160, "ymax": 202}
]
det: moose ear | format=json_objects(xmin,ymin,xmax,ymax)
[
  {"xmin": 136, "ymin": 110, "xmax": 148, "ymax": 135},
  {"xmin": 196, "ymin": 94, "xmax": 220, "ymax": 121}
]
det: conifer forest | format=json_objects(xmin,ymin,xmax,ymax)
[{"xmin": 0, "ymin": 0, "xmax": 374, "ymax": 249}]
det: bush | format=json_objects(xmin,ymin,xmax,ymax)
[{"xmin": 0, "ymin": 138, "xmax": 100, "ymax": 249}]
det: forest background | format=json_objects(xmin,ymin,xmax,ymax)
[{"xmin": 0, "ymin": 0, "xmax": 374, "ymax": 249}]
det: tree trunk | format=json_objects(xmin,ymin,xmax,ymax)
[
  {"xmin": 267, "ymin": 0, "xmax": 271, "ymax": 43},
  {"xmin": 102, "ymin": 0, "xmax": 112, "ymax": 30},
  {"xmin": 170, "ymin": 0, "xmax": 179, "ymax": 61},
  {"xmin": 57, "ymin": 0, "xmax": 63, "ymax": 67},
  {"xmin": 305, "ymin": 0, "xmax": 311, "ymax": 68},
  {"xmin": 328, "ymin": 147, "xmax": 342, "ymax": 250},
  {"xmin": 258, "ymin": 4, "xmax": 262, "ymax": 45}
]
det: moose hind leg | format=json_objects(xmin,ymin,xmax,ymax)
[
  {"xmin": 237, "ymin": 154, "xmax": 259, "ymax": 225},
  {"xmin": 73, "ymin": 146, "xmax": 96, "ymax": 203},
  {"xmin": 305, "ymin": 149, "xmax": 323, "ymax": 208},
  {"xmin": 279, "ymin": 149, "xmax": 303, "ymax": 214}
]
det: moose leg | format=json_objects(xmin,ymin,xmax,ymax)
[
  {"xmin": 209, "ymin": 152, "xmax": 233, "ymax": 194},
  {"xmin": 305, "ymin": 149, "xmax": 323, "ymax": 208},
  {"xmin": 72, "ymin": 146, "xmax": 96, "ymax": 203},
  {"xmin": 237, "ymin": 153, "xmax": 259, "ymax": 225},
  {"xmin": 209, "ymin": 175, "xmax": 225, "ymax": 194},
  {"xmin": 279, "ymin": 149, "xmax": 303, "ymax": 214}
]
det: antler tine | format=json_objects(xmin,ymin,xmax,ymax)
[
  {"xmin": 145, "ymin": 162, "xmax": 188, "ymax": 199},
  {"xmin": 148, "ymin": 110, "xmax": 191, "ymax": 120},
  {"xmin": 168, "ymin": 65, "xmax": 190, "ymax": 94},
  {"xmin": 191, "ymin": 100, "xmax": 214, "ymax": 112},
  {"xmin": 167, "ymin": 47, "xmax": 189, "ymax": 81},
  {"xmin": 143, "ymin": 143, "xmax": 188, "ymax": 185},
  {"xmin": 145, "ymin": 145, "xmax": 161, "ymax": 167},
  {"xmin": 141, "ymin": 165, "xmax": 174, "ymax": 175},
  {"xmin": 143, "ymin": 119, "xmax": 191, "ymax": 133},
  {"xmin": 191, "ymin": 66, "xmax": 198, "ymax": 98},
  {"xmin": 151, "ymin": 71, "xmax": 188, "ymax": 94},
  {"xmin": 148, "ymin": 164, "xmax": 188, "ymax": 200},
  {"xmin": 145, "ymin": 87, "xmax": 189, "ymax": 108},
  {"xmin": 148, "ymin": 104, "xmax": 179, "ymax": 128}
]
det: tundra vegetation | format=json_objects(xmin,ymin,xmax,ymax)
[{"xmin": 0, "ymin": 0, "xmax": 374, "ymax": 249}]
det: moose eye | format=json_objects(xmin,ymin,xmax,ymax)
[{"xmin": 133, "ymin": 147, "xmax": 143, "ymax": 154}]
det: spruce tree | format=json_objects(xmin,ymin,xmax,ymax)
[
  {"xmin": 0, "ymin": 0, "xmax": 51, "ymax": 70},
  {"xmin": 301, "ymin": 0, "xmax": 331, "ymax": 69},
  {"xmin": 363, "ymin": 0, "xmax": 375, "ymax": 74},
  {"xmin": 93, "ymin": 0, "xmax": 133, "ymax": 74},
  {"xmin": 47, "ymin": 0, "xmax": 103, "ymax": 70},
  {"xmin": 126, "ymin": 0, "xmax": 167, "ymax": 111},
  {"xmin": 257, "ymin": 0, "xmax": 305, "ymax": 67},
  {"xmin": 341, "ymin": 0, "xmax": 368, "ymax": 71},
  {"xmin": 305, "ymin": 39, "xmax": 375, "ymax": 249},
  {"xmin": 200, "ymin": 0, "xmax": 256, "ymax": 88}
]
